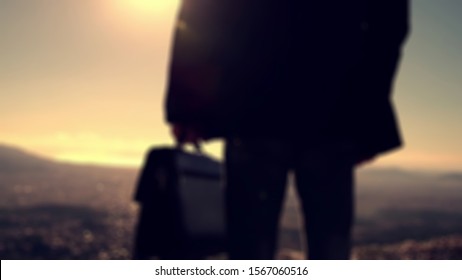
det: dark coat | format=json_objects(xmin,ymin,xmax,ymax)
[{"xmin": 165, "ymin": 0, "xmax": 410, "ymax": 158}]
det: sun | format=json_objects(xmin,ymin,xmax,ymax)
[
  {"xmin": 115, "ymin": 0, "xmax": 180, "ymax": 15},
  {"xmin": 110, "ymin": 0, "xmax": 180, "ymax": 24}
]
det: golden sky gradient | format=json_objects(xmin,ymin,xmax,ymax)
[{"xmin": 1, "ymin": 1, "xmax": 461, "ymax": 172}]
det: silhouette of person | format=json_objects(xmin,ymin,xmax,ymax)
[{"xmin": 165, "ymin": 0, "xmax": 410, "ymax": 259}]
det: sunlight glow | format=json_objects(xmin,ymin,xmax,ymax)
[{"xmin": 113, "ymin": 0, "xmax": 180, "ymax": 20}]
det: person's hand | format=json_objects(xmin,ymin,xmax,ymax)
[
  {"xmin": 355, "ymin": 156, "xmax": 376, "ymax": 166},
  {"xmin": 171, "ymin": 123, "xmax": 203, "ymax": 144}
]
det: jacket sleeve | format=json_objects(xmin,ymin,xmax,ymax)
[{"xmin": 164, "ymin": 1, "xmax": 243, "ymax": 125}]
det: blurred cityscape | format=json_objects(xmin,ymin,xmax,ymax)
[{"xmin": 1, "ymin": 144, "xmax": 462, "ymax": 259}]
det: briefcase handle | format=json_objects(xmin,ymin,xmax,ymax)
[
  {"xmin": 175, "ymin": 130, "xmax": 203, "ymax": 154},
  {"xmin": 176, "ymin": 141, "xmax": 203, "ymax": 154}
]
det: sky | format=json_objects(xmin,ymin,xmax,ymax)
[{"xmin": 1, "ymin": 0, "xmax": 461, "ymax": 172}]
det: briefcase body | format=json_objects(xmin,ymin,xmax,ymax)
[{"xmin": 133, "ymin": 147, "xmax": 225, "ymax": 259}]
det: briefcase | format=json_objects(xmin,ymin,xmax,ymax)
[{"xmin": 133, "ymin": 146, "xmax": 225, "ymax": 259}]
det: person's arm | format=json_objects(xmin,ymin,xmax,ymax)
[{"xmin": 165, "ymin": 1, "xmax": 238, "ymax": 142}]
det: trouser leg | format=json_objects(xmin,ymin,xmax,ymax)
[
  {"xmin": 294, "ymin": 145, "xmax": 354, "ymax": 260},
  {"xmin": 225, "ymin": 138, "xmax": 289, "ymax": 259}
]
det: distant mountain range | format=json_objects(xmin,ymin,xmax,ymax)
[
  {"xmin": 0, "ymin": 144, "xmax": 137, "ymax": 173},
  {"xmin": 0, "ymin": 144, "xmax": 57, "ymax": 172}
]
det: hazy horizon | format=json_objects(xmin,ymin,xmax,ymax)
[{"xmin": 1, "ymin": 1, "xmax": 462, "ymax": 171}]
